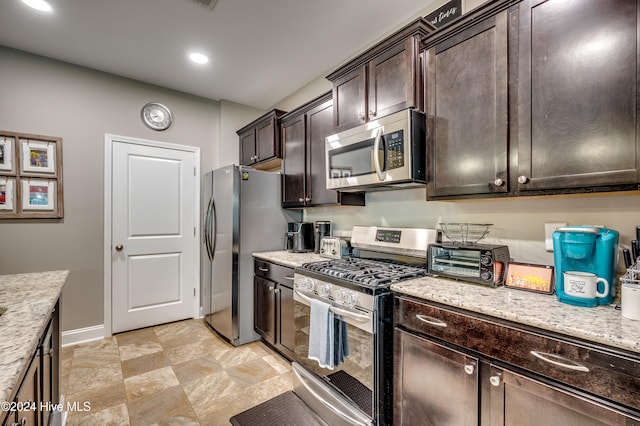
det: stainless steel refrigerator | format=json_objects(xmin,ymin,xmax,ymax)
[{"xmin": 202, "ymin": 165, "xmax": 300, "ymax": 346}]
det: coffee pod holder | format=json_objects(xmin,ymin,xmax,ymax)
[{"xmin": 619, "ymin": 260, "xmax": 640, "ymax": 320}]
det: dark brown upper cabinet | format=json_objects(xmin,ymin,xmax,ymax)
[
  {"xmin": 281, "ymin": 92, "xmax": 365, "ymax": 208},
  {"xmin": 425, "ymin": 10, "xmax": 509, "ymax": 198},
  {"xmin": 327, "ymin": 19, "xmax": 434, "ymax": 132},
  {"xmin": 513, "ymin": 0, "xmax": 640, "ymax": 194},
  {"xmin": 237, "ymin": 109, "xmax": 286, "ymax": 170},
  {"xmin": 424, "ymin": 0, "xmax": 640, "ymax": 200}
]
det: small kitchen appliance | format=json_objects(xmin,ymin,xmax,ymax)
[
  {"xmin": 286, "ymin": 222, "xmax": 315, "ymax": 253},
  {"xmin": 552, "ymin": 226, "xmax": 619, "ymax": 307},
  {"xmin": 427, "ymin": 223, "xmax": 510, "ymax": 287},
  {"xmin": 318, "ymin": 236, "xmax": 350, "ymax": 259},
  {"xmin": 313, "ymin": 220, "xmax": 332, "ymax": 253},
  {"xmin": 325, "ymin": 109, "xmax": 426, "ymax": 192}
]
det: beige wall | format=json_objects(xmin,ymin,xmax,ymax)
[{"xmin": 0, "ymin": 47, "xmax": 221, "ymax": 332}]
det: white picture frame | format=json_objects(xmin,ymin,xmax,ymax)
[
  {"xmin": 22, "ymin": 179, "xmax": 55, "ymax": 211},
  {"xmin": 21, "ymin": 139, "xmax": 56, "ymax": 174},
  {"xmin": 0, "ymin": 178, "xmax": 15, "ymax": 211},
  {"xmin": 0, "ymin": 137, "xmax": 14, "ymax": 172}
]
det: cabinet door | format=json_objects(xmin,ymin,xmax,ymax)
[
  {"xmin": 426, "ymin": 11, "xmax": 509, "ymax": 198},
  {"xmin": 282, "ymin": 114, "xmax": 306, "ymax": 207},
  {"xmin": 254, "ymin": 277, "xmax": 275, "ymax": 344},
  {"xmin": 276, "ymin": 284, "xmax": 295, "ymax": 359},
  {"xmin": 394, "ymin": 328, "xmax": 479, "ymax": 425},
  {"xmin": 40, "ymin": 322, "xmax": 53, "ymax": 426},
  {"xmin": 239, "ymin": 129, "xmax": 256, "ymax": 166},
  {"xmin": 255, "ymin": 119, "xmax": 278, "ymax": 163},
  {"xmin": 332, "ymin": 66, "xmax": 366, "ymax": 131},
  {"xmin": 515, "ymin": 0, "xmax": 640, "ymax": 191},
  {"xmin": 369, "ymin": 37, "xmax": 420, "ymax": 120},
  {"xmin": 15, "ymin": 354, "xmax": 39, "ymax": 426},
  {"xmin": 307, "ymin": 97, "xmax": 339, "ymax": 206},
  {"xmin": 495, "ymin": 366, "xmax": 639, "ymax": 425}
]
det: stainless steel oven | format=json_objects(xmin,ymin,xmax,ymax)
[
  {"xmin": 325, "ymin": 109, "xmax": 426, "ymax": 192},
  {"xmin": 291, "ymin": 226, "xmax": 438, "ymax": 426}
]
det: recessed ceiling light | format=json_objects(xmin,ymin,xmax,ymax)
[
  {"xmin": 22, "ymin": 0, "xmax": 53, "ymax": 12},
  {"xmin": 188, "ymin": 52, "xmax": 209, "ymax": 65}
]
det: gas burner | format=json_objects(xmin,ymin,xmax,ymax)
[{"xmin": 300, "ymin": 257, "xmax": 426, "ymax": 287}]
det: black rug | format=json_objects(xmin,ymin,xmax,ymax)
[
  {"xmin": 326, "ymin": 370, "xmax": 373, "ymax": 416},
  {"xmin": 229, "ymin": 391, "xmax": 328, "ymax": 426}
]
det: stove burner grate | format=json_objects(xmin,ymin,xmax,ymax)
[{"xmin": 300, "ymin": 257, "xmax": 425, "ymax": 286}]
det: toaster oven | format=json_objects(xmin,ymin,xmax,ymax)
[{"xmin": 427, "ymin": 243, "xmax": 510, "ymax": 287}]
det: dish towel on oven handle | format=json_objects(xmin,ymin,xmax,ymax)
[
  {"xmin": 308, "ymin": 298, "xmax": 334, "ymax": 369},
  {"xmin": 308, "ymin": 299, "xmax": 350, "ymax": 369}
]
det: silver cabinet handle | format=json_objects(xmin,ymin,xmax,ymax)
[
  {"xmin": 416, "ymin": 314, "xmax": 447, "ymax": 328},
  {"xmin": 494, "ymin": 178, "xmax": 504, "ymax": 187},
  {"xmin": 268, "ymin": 286, "xmax": 274, "ymax": 291},
  {"xmin": 259, "ymin": 267, "xmax": 269, "ymax": 272},
  {"xmin": 305, "ymin": 197, "xmax": 311, "ymax": 202},
  {"xmin": 489, "ymin": 373, "xmax": 502, "ymax": 387},
  {"xmin": 518, "ymin": 175, "xmax": 530, "ymax": 184},
  {"xmin": 274, "ymin": 288, "xmax": 280, "ymax": 294},
  {"xmin": 298, "ymin": 197, "xmax": 304, "ymax": 203},
  {"xmin": 464, "ymin": 363, "xmax": 475, "ymax": 375},
  {"xmin": 369, "ymin": 110, "xmax": 377, "ymax": 118},
  {"xmin": 284, "ymin": 275, "xmax": 295, "ymax": 281},
  {"xmin": 530, "ymin": 351, "xmax": 589, "ymax": 372},
  {"xmin": 115, "ymin": 244, "xmax": 124, "ymax": 251},
  {"xmin": 358, "ymin": 113, "xmax": 366, "ymax": 122}
]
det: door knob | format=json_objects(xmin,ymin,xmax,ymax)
[{"xmin": 115, "ymin": 244, "xmax": 124, "ymax": 251}]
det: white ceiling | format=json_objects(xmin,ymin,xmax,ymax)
[{"xmin": 0, "ymin": 0, "xmax": 439, "ymax": 110}]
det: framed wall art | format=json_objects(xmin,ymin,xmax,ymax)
[
  {"xmin": 21, "ymin": 139, "xmax": 56, "ymax": 175},
  {"xmin": 0, "ymin": 136, "xmax": 15, "ymax": 173},
  {"xmin": 0, "ymin": 177, "xmax": 15, "ymax": 213},
  {"xmin": 0, "ymin": 130, "xmax": 63, "ymax": 219}
]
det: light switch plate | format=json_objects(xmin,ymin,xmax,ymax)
[{"xmin": 545, "ymin": 222, "xmax": 568, "ymax": 251}]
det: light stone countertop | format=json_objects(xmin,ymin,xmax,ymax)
[
  {"xmin": 391, "ymin": 276, "xmax": 640, "ymax": 356},
  {"xmin": 252, "ymin": 250, "xmax": 327, "ymax": 268},
  {"xmin": 252, "ymin": 251, "xmax": 640, "ymax": 356},
  {"xmin": 0, "ymin": 270, "xmax": 69, "ymax": 403}
]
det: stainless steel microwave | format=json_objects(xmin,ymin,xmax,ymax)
[{"xmin": 325, "ymin": 109, "xmax": 426, "ymax": 192}]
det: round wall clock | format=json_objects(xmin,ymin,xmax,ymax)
[{"xmin": 141, "ymin": 102, "xmax": 173, "ymax": 131}]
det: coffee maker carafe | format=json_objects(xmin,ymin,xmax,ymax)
[
  {"xmin": 552, "ymin": 226, "xmax": 619, "ymax": 307},
  {"xmin": 285, "ymin": 222, "xmax": 315, "ymax": 253}
]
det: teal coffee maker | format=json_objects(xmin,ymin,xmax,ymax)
[{"xmin": 553, "ymin": 226, "xmax": 619, "ymax": 307}]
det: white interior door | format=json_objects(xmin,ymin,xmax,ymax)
[{"xmin": 111, "ymin": 139, "xmax": 197, "ymax": 334}]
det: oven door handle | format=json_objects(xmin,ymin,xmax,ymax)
[
  {"xmin": 292, "ymin": 362, "xmax": 371, "ymax": 426},
  {"xmin": 295, "ymin": 290, "xmax": 370, "ymax": 323}
]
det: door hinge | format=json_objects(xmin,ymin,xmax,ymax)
[
  {"xmin": 194, "ymin": 226, "xmax": 196, "ymax": 236},
  {"xmin": 194, "ymin": 167, "xmax": 196, "ymax": 176},
  {"xmin": 194, "ymin": 288, "xmax": 196, "ymax": 297}
]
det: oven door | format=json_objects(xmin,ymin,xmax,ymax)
[
  {"xmin": 325, "ymin": 109, "xmax": 417, "ymax": 191},
  {"xmin": 293, "ymin": 289, "xmax": 374, "ymax": 425}
]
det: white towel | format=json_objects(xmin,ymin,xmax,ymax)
[{"xmin": 308, "ymin": 299, "xmax": 334, "ymax": 369}]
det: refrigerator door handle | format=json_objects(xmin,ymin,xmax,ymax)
[
  {"xmin": 204, "ymin": 197, "xmax": 215, "ymax": 261},
  {"xmin": 210, "ymin": 198, "xmax": 217, "ymax": 259}
]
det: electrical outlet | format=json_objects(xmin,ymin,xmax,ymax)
[{"xmin": 544, "ymin": 222, "xmax": 567, "ymax": 252}]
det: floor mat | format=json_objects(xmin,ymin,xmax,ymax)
[
  {"xmin": 326, "ymin": 370, "xmax": 373, "ymax": 416},
  {"xmin": 229, "ymin": 391, "xmax": 328, "ymax": 426}
]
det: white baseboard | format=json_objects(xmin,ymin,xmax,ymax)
[{"xmin": 62, "ymin": 324, "xmax": 105, "ymax": 347}]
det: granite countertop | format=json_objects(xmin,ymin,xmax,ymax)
[
  {"xmin": 0, "ymin": 270, "xmax": 69, "ymax": 403},
  {"xmin": 253, "ymin": 251, "xmax": 640, "ymax": 356},
  {"xmin": 392, "ymin": 276, "xmax": 640, "ymax": 355},
  {"xmin": 253, "ymin": 250, "xmax": 326, "ymax": 268}
]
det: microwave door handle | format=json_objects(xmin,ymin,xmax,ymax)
[{"xmin": 373, "ymin": 127, "xmax": 385, "ymax": 181}]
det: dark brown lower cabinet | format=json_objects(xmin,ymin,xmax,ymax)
[
  {"xmin": 394, "ymin": 295, "xmax": 640, "ymax": 425},
  {"xmin": 254, "ymin": 259, "xmax": 295, "ymax": 360},
  {"xmin": 2, "ymin": 302, "xmax": 59, "ymax": 426}
]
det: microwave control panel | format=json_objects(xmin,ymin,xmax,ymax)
[{"xmin": 383, "ymin": 130, "xmax": 405, "ymax": 169}]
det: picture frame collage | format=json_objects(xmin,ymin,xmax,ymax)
[{"xmin": 0, "ymin": 131, "xmax": 63, "ymax": 219}]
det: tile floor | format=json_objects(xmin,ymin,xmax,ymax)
[{"xmin": 61, "ymin": 319, "xmax": 294, "ymax": 425}]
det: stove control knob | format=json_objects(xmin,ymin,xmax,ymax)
[
  {"xmin": 344, "ymin": 291, "xmax": 358, "ymax": 307},
  {"xmin": 319, "ymin": 284, "xmax": 332, "ymax": 297},
  {"xmin": 298, "ymin": 277, "xmax": 315, "ymax": 292},
  {"xmin": 333, "ymin": 289, "xmax": 345, "ymax": 304},
  {"xmin": 481, "ymin": 271, "xmax": 493, "ymax": 282}
]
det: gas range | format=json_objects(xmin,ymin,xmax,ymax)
[
  {"xmin": 294, "ymin": 226, "xmax": 439, "ymax": 309},
  {"xmin": 299, "ymin": 257, "xmax": 426, "ymax": 287}
]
